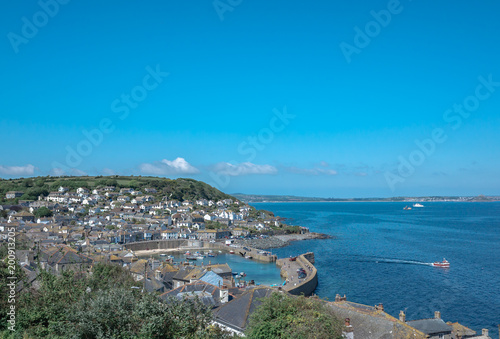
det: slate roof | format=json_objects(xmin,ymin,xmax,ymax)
[
  {"xmin": 446, "ymin": 322, "xmax": 477, "ymax": 337},
  {"xmin": 209, "ymin": 263, "xmax": 232, "ymax": 276},
  {"xmin": 129, "ymin": 259, "xmax": 148, "ymax": 274},
  {"xmin": 144, "ymin": 278, "xmax": 165, "ymax": 293},
  {"xmin": 42, "ymin": 246, "xmax": 93, "ymax": 266},
  {"xmin": 406, "ymin": 318, "xmax": 452, "ymax": 335},
  {"xmin": 199, "ymin": 270, "xmax": 223, "ymax": 287},
  {"xmin": 172, "ymin": 266, "xmax": 205, "ymax": 282},
  {"xmin": 160, "ymin": 281, "xmax": 223, "ymax": 308},
  {"xmin": 214, "ymin": 287, "xmax": 275, "ymax": 333},
  {"xmin": 327, "ymin": 301, "xmax": 428, "ymax": 339}
]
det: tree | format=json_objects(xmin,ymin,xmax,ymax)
[
  {"xmin": 34, "ymin": 207, "xmax": 53, "ymax": 218},
  {"xmin": 246, "ymin": 293, "xmax": 343, "ymax": 339},
  {"xmin": 1, "ymin": 262, "xmax": 236, "ymax": 338}
]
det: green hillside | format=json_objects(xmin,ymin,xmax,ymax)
[{"xmin": 0, "ymin": 176, "xmax": 235, "ymax": 203}]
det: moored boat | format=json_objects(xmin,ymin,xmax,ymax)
[
  {"xmin": 413, "ymin": 203, "xmax": 424, "ymax": 208},
  {"xmin": 432, "ymin": 258, "xmax": 450, "ymax": 268}
]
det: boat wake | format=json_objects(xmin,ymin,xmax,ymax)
[
  {"xmin": 376, "ymin": 258, "xmax": 434, "ymax": 266},
  {"xmin": 358, "ymin": 257, "xmax": 434, "ymax": 267}
]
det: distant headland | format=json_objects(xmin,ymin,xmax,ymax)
[{"xmin": 233, "ymin": 193, "xmax": 500, "ymax": 203}]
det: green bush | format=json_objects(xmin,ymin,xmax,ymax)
[{"xmin": 246, "ymin": 293, "xmax": 343, "ymax": 339}]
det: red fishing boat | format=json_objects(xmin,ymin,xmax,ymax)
[{"xmin": 432, "ymin": 258, "xmax": 450, "ymax": 268}]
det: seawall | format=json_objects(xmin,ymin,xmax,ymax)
[
  {"xmin": 124, "ymin": 239, "xmax": 277, "ymax": 263},
  {"xmin": 124, "ymin": 239, "xmax": 188, "ymax": 251},
  {"xmin": 277, "ymin": 252, "xmax": 318, "ymax": 296},
  {"xmin": 203, "ymin": 242, "xmax": 277, "ymax": 263}
]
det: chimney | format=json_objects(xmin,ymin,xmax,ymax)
[
  {"xmin": 399, "ymin": 311, "xmax": 406, "ymax": 322},
  {"xmin": 434, "ymin": 311, "xmax": 441, "ymax": 319},
  {"xmin": 220, "ymin": 285, "xmax": 229, "ymax": 304},
  {"xmin": 481, "ymin": 329, "xmax": 489, "ymax": 337},
  {"xmin": 155, "ymin": 269, "xmax": 161, "ymax": 280}
]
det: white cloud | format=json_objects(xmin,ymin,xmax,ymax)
[
  {"xmin": 50, "ymin": 168, "xmax": 66, "ymax": 176},
  {"xmin": 287, "ymin": 167, "xmax": 338, "ymax": 176},
  {"xmin": 101, "ymin": 168, "xmax": 118, "ymax": 175},
  {"xmin": 139, "ymin": 157, "xmax": 200, "ymax": 175},
  {"xmin": 71, "ymin": 169, "xmax": 87, "ymax": 176},
  {"xmin": 0, "ymin": 164, "xmax": 36, "ymax": 176},
  {"xmin": 213, "ymin": 162, "xmax": 278, "ymax": 176},
  {"xmin": 49, "ymin": 168, "xmax": 87, "ymax": 176}
]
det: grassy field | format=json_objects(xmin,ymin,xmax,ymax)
[{"xmin": 0, "ymin": 175, "xmax": 234, "ymax": 203}]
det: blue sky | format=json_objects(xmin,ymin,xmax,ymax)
[{"xmin": 1, "ymin": 0, "xmax": 500, "ymax": 197}]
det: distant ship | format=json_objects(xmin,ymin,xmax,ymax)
[
  {"xmin": 432, "ymin": 258, "xmax": 450, "ymax": 268},
  {"xmin": 413, "ymin": 203, "xmax": 424, "ymax": 208},
  {"xmin": 403, "ymin": 206, "xmax": 412, "ymax": 210}
]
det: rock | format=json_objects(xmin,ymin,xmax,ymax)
[{"xmin": 235, "ymin": 232, "xmax": 331, "ymax": 250}]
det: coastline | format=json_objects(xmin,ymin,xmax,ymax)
[{"xmin": 131, "ymin": 232, "xmax": 331, "ymax": 256}]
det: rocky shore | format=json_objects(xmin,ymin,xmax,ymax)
[{"xmin": 236, "ymin": 232, "xmax": 331, "ymax": 249}]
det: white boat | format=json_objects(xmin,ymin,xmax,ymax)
[
  {"xmin": 413, "ymin": 203, "xmax": 424, "ymax": 208},
  {"xmin": 432, "ymin": 258, "xmax": 450, "ymax": 268}
]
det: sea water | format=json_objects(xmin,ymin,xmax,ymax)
[
  {"xmin": 253, "ymin": 202, "xmax": 500, "ymax": 337},
  {"xmin": 157, "ymin": 252, "xmax": 284, "ymax": 286}
]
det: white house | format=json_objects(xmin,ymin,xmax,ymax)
[
  {"xmin": 161, "ymin": 229, "xmax": 178, "ymax": 240},
  {"xmin": 77, "ymin": 187, "xmax": 89, "ymax": 195},
  {"xmin": 192, "ymin": 223, "xmax": 205, "ymax": 230},
  {"xmin": 82, "ymin": 198, "xmax": 96, "ymax": 206},
  {"xmin": 89, "ymin": 207, "xmax": 101, "ymax": 215},
  {"xmin": 196, "ymin": 199, "xmax": 208, "ymax": 206},
  {"xmin": 204, "ymin": 214, "xmax": 217, "ymax": 221}
]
